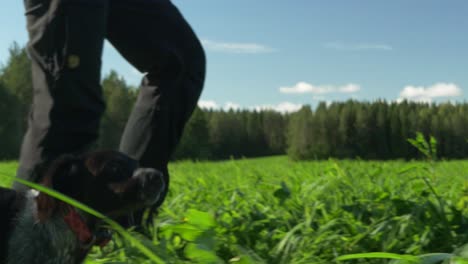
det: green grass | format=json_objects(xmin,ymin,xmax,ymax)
[
  {"xmin": 1, "ymin": 157, "xmax": 467, "ymax": 264},
  {"xmin": 0, "ymin": 161, "xmax": 18, "ymax": 187}
]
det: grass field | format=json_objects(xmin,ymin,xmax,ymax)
[{"xmin": 1, "ymin": 157, "xmax": 467, "ymax": 264}]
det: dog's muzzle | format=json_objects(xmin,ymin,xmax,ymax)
[{"xmin": 132, "ymin": 168, "xmax": 166, "ymax": 206}]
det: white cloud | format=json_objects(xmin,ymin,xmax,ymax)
[
  {"xmin": 201, "ymin": 39, "xmax": 276, "ymax": 54},
  {"xmin": 279, "ymin": 82, "xmax": 332, "ymax": 94},
  {"xmin": 198, "ymin": 100, "xmax": 302, "ymax": 113},
  {"xmin": 198, "ymin": 101, "xmax": 242, "ymax": 111},
  {"xmin": 279, "ymin": 82, "xmax": 361, "ymax": 94},
  {"xmin": 270, "ymin": 102, "xmax": 303, "ymax": 113},
  {"xmin": 224, "ymin": 102, "xmax": 241, "ymax": 110},
  {"xmin": 339, "ymin": 84, "xmax": 361, "ymax": 93},
  {"xmin": 398, "ymin": 83, "xmax": 463, "ymax": 103},
  {"xmin": 198, "ymin": 100, "xmax": 219, "ymax": 109},
  {"xmin": 325, "ymin": 42, "xmax": 393, "ymax": 51},
  {"xmin": 253, "ymin": 102, "xmax": 303, "ymax": 113}
]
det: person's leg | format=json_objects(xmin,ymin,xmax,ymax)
[
  {"xmin": 107, "ymin": 0, "xmax": 206, "ymax": 221},
  {"xmin": 14, "ymin": 0, "xmax": 109, "ymax": 191}
]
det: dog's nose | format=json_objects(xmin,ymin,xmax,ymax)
[{"xmin": 132, "ymin": 168, "xmax": 166, "ymax": 206}]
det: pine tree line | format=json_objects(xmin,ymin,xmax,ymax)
[
  {"xmin": 174, "ymin": 108, "xmax": 288, "ymax": 160},
  {"xmin": 1, "ymin": 44, "xmax": 467, "ymax": 160},
  {"xmin": 287, "ymin": 101, "xmax": 468, "ymax": 160}
]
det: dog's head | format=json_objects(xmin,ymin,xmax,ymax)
[{"xmin": 35, "ymin": 151, "xmax": 165, "ymax": 221}]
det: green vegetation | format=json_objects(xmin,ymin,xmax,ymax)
[{"xmin": 1, "ymin": 157, "xmax": 467, "ymax": 263}]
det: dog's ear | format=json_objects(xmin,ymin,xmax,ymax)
[
  {"xmin": 50, "ymin": 155, "xmax": 83, "ymax": 195},
  {"xmin": 36, "ymin": 155, "xmax": 83, "ymax": 221}
]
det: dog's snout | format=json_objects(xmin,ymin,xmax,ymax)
[
  {"xmin": 132, "ymin": 168, "xmax": 165, "ymax": 206},
  {"xmin": 132, "ymin": 168, "xmax": 163, "ymax": 185}
]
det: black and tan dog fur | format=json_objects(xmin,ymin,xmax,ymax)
[{"xmin": 0, "ymin": 151, "xmax": 165, "ymax": 264}]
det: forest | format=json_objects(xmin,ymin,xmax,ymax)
[{"xmin": 1, "ymin": 44, "xmax": 467, "ymax": 161}]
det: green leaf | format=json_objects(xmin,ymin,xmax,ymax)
[
  {"xmin": 337, "ymin": 252, "xmax": 419, "ymax": 262},
  {"xmin": 454, "ymin": 244, "xmax": 468, "ymax": 259},
  {"xmin": 184, "ymin": 209, "xmax": 216, "ymax": 230},
  {"xmin": 185, "ymin": 243, "xmax": 221, "ymax": 264},
  {"xmin": 169, "ymin": 223, "xmax": 203, "ymax": 241},
  {"xmin": 451, "ymin": 257, "xmax": 468, "ymax": 264},
  {"xmin": 273, "ymin": 181, "xmax": 291, "ymax": 203}
]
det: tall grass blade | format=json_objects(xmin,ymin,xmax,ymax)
[{"xmin": 336, "ymin": 252, "xmax": 419, "ymax": 262}]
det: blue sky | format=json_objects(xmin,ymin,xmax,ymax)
[{"xmin": 1, "ymin": 0, "xmax": 467, "ymax": 112}]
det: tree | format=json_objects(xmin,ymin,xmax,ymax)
[
  {"xmin": 262, "ymin": 110, "xmax": 287, "ymax": 155},
  {"xmin": 174, "ymin": 107, "xmax": 211, "ymax": 159},
  {"xmin": 0, "ymin": 43, "xmax": 32, "ymax": 138},
  {"xmin": 337, "ymin": 101, "xmax": 357, "ymax": 158},
  {"xmin": 0, "ymin": 82, "xmax": 20, "ymax": 159},
  {"xmin": 388, "ymin": 102, "xmax": 402, "ymax": 159},
  {"xmin": 246, "ymin": 110, "xmax": 266, "ymax": 156},
  {"xmin": 208, "ymin": 110, "xmax": 244, "ymax": 159},
  {"xmin": 98, "ymin": 71, "xmax": 137, "ymax": 149},
  {"xmin": 375, "ymin": 101, "xmax": 390, "ymax": 158},
  {"xmin": 354, "ymin": 102, "xmax": 371, "ymax": 158},
  {"xmin": 310, "ymin": 102, "xmax": 331, "ymax": 158},
  {"xmin": 287, "ymin": 105, "xmax": 314, "ymax": 160}
]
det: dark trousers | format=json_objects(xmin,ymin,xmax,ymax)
[{"xmin": 14, "ymin": 0, "xmax": 206, "ymax": 210}]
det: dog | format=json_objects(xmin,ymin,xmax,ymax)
[{"xmin": 0, "ymin": 150, "xmax": 165, "ymax": 264}]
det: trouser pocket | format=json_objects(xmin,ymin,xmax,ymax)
[
  {"xmin": 24, "ymin": 0, "xmax": 64, "ymax": 80},
  {"xmin": 60, "ymin": 1, "xmax": 108, "ymax": 76}
]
